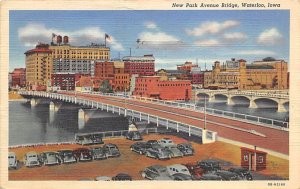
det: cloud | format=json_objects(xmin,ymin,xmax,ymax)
[
  {"xmin": 186, "ymin": 20, "xmax": 239, "ymax": 37},
  {"xmin": 222, "ymin": 32, "xmax": 247, "ymax": 42},
  {"xmin": 145, "ymin": 21, "xmax": 158, "ymax": 29},
  {"xmin": 194, "ymin": 39, "xmax": 220, "ymax": 47},
  {"xmin": 18, "ymin": 23, "xmax": 124, "ymax": 51},
  {"xmin": 236, "ymin": 50, "xmax": 276, "ymax": 55},
  {"xmin": 137, "ymin": 31, "xmax": 183, "ymax": 49},
  {"xmin": 257, "ymin": 28, "xmax": 283, "ymax": 45}
]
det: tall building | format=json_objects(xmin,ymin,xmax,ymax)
[
  {"xmin": 51, "ymin": 72, "xmax": 76, "ymax": 91},
  {"xmin": 11, "ymin": 68, "xmax": 26, "ymax": 88},
  {"xmin": 94, "ymin": 61, "xmax": 114, "ymax": 80},
  {"xmin": 203, "ymin": 58, "xmax": 288, "ymax": 90},
  {"xmin": 191, "ymin": 67, "xmax": 204, "ymax": 85},
  {"xmin": 133, "ymin": 76, "xmax": 191, "ymax": 101},
  {"xmin": 25, "ymin": 43, "xmax": 52, "ymax": 90},
  {"xmin": 177, "ymin": 61, "xmax": 198, "ymax": 72},
  {"xmin": 123, "ymin": 54, "xmax": 155, "ymax": 76}
]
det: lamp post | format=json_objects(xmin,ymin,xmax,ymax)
[
  {"xmin": 204, "ymin": 95, "xmax": 207, "ymax": 130},
  {"xmin": 75, "ymin": 80, "xmax": 80, "ymax": 104}
]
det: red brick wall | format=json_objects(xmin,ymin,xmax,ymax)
[
  {"xmin": 94, "ymin": 61, "xmax": 114, "ymax": 80},
  {"xmin": 113, "ymin": 73, "xmax": 130, "ymax": 91},
  {"xmin": 124, "ymin": 61, "xmax": 155, "ymax": 76}
]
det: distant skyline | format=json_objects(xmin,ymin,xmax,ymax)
[{"xmin": 9, "ymin": 10, "xmax": 289, "ymax": 71}]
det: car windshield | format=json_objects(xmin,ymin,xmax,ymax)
[
  {"xmin": 8, "ymin": 156, "xmax": 14, "ymax": 159},
  {"xmin": 181, "ymin": 168, "xmax": 189, "ymax": 172},
  {"xmin": 94, "ymin": 148, "xmax": 104, "ymax": 152},
  {"xmin": 29, "ymin": 155, "xmax": 36, "ymax": 158}
]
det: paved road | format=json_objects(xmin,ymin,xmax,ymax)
[{"xmin": 60, "ymin": 92, "xmax": 289, "ymax": 155}]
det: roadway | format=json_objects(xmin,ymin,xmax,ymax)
[{"xmin": 60, "ymin": 92, "xmax": 289, "ymax": 155}]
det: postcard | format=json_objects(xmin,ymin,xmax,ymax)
[{"xmin": 0, "ymin": 0, "xmax": 300, "ymax": 189}]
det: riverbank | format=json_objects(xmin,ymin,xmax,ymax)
[
  {"xmin": 9, "ymin": 92, "xmax": 24, "ymax": 100},
  {"xmin": 9, "ymin": 134, "xmax": 288, "ymax": 180}
]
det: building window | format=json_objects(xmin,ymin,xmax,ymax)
[
  {"xmin": 243, "ymin": 154, "xmax": 248, "ymax": 161},
  {"xmin": 258, "ymin": 156, "xmax": 264, "ymax": 163}
]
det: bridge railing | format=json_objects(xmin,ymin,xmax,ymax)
[{"xmin": 19, "ymin": 91, "xmax": 289, "ymax": 130}]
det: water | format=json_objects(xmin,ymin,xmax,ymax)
[
  {"xmin": 195, "ymin": 95, "xmax": 289, "ymax": 121},
  {"xmin": 9, "ymin": 101, "xmax": 129, "ymax": 146}
]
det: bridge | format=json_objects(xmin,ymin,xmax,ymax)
[
  {"xmin": 194, "ymin": 89, "xmax": 289, "ymax": 112},
  {"xmin": 19, "ymin": 91, "xmax": 289, "ymax": 159}
]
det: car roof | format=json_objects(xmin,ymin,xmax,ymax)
[
  {"xmin": 167, "ymin": 164, "xmax": 188, "ymax": 169},
  {"xmin": 9, "ymin": 152, "xmax": 16, "ymax": 156},
  {"xmin": 150, "ymin": 165, "xmax": 167, "ymax": 171},
  {"xmin": 26, "ymin": 151, "xmax": 38, "ymax": 155},
  {"xmin": 105, "ymin": 143, "xmax": 117, "ymax": 147}
]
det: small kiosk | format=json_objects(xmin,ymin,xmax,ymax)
[{"xmin": 241, "ymin": 147, "xmax": 267, "ymax": 171}]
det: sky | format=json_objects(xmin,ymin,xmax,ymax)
[{"xmin": 9, "ymin": 10, "xmax": 289, "ymax": 71}]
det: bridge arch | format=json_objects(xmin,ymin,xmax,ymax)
[{"xmin": 229, "ymin": 95, "xmax": 251, "ymax": 105}]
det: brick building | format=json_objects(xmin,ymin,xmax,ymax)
[
  {"xmin": 51, "ymin": 72, "xmax": 75, "ymax": 91},
  {"xmin": 94, "ymin": 61, "xmax": 114, "ymax": 80},
  {"xmin": 113, "ymin": 73, "xmax": 130, "ymax": 92},
  {"xmin": 123, "ymin": 54, "xmax": 155, "ymax": 76},
  {"xmin": 11, "ymin": 68, "xmax": 26, "ymax": 88},
  {"xmin": 203, "ymin": 58, "xmax": 288, "ymax": 90},
  {"xmin": 133, "ymin": 76, "xmax": 191, "ymax": 101},
  {"xmin": 191, "ymin": 67, "xmax": 204, "ymax": 85},
  {"xmin": 177, "ymin": 61, "xmax": 198, "ymax": 72}
]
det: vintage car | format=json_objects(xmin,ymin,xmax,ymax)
[
  {"xmin": 90, "ymin": 134, "xmax": 104, "ymax": 144},
  {"xmin": 228, "ymin": 167, "xmax": 253, "ymax": 180},
  {"xmin": 183, "ymin": 163, "xmax": 206, "ymax": 180},
  {"xmin": 73, "ymin": 148, "xmax": 93, "ymax": 161},
  {"xmin": 158, "ymin": 138, "xmax": 176, "ymax": 148},
  {"xmin": 126, "ymin": 131, "xmax": 143, "ymax": 141},
  {"xmin": 146, "ymin": 146, "xmax": 172, "ymax": 160},
  {"xmin": 95, "ymin": 176, "xmax": 112, "ymax": 181},
  {"xmin": 166, "ymin": 164, "xmax": 192, "ymax": 179},
  {"xmin": 130, "ymin": 142, "xmax": 151, "ymax": 155},
  {"xmin": 23, "ymin": 151, "xmax": 41, "ymax": 167},
  {"xmin": 39, "ymin": 151, "xmax": 60, "ymax": 166},
  {"xmin": 166, "ymin": 146, "xmax": 184, "ymax": 158},
  {"xmin": 75, "ymin": 134, "xmax": 94, "ymax": 145},
  {"xmin": 146, "ymin": 140, "xmax": 159, "ymax": 146},
  {"xmin": 91, "ymin": 147, "xmax": 107, "ymax": 160},
  {"xmin": 57, "ymin": 150, "xmax": 77, "ymax": 164},
  {"xmin": 103, "ymin": 143, "xmax": 120, "ymax": 158},
  {"xmin": 177, "ymin": 143, "xmax": 194, "ymax": 156},
  {"xmin": 199, "ymin": 173, "xmax": 223, "ymax": 181},
  {"xmin": 197, "ymin": 159, "xmax": 222, "ymax": 172},
  {"xmin": 140, "ymin": 165, "xmax": 171, "ymax": 180},
  {"xmin": 8, "ymin": 152, "xmax": 18, "ymax": 169},
  {"xmin": 112, "ymin": 173, "xmax": 132, "ymax": 181},
  {"xmin": 215, "ymin": 170, "xmax": 241, "ymax": 181}
]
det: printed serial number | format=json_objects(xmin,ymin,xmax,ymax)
[{"xmin": 268, "ymin": 183, "xmax": 286, "ymax": 187}]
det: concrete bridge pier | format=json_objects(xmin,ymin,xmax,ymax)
[
  {"xmin": 249, "ymin": 98, "xmax": 257, "ymax": 109},
  {"xmin": 30, "ymin": 98, "xmax": 37, "ymax": 107},
  {"xmin": 202, "ymin": 129, "xmax": 217, "ymax": 144},
  {"xmin": 277, "ymin": 102, "xmax": 287, "ymax": 113},
  {"xmin": 78, "ymin": 108, "xmax": 86, "ymax": 130},
  {"xmin": 208, "ymin": 94, "xmax": 215, "ymax": 102},
  {"xmin": 227, "ymin": 95, "xmax": 234, "ymax": 105}
]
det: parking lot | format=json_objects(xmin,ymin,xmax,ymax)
[{"xmin": 8, "ymin": 134, "xmax": 288, "ymax": 180}]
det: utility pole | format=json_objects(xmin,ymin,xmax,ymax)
[{"xmin": 204, "ymin": 96, "xmax": 207, "ymax": 130}]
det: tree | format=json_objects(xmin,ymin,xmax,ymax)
[{"xmin": 99, "ymin": 80, "xmax": 113, "ymax": 93}]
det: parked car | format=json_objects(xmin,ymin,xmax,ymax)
[
  {"xmin": 91, "ymin": 147, "xmax": 107, "ymax": 160},
  {"xmin": 90, "ymin": 134, "xmax": 104, "ymax": 144},
  {"xmin": 197, "ymin": 159, "xmax": 221, "ymax": 172},
  {"xmin": 23, "ymin": 151, "xmax": 41, "ymax": 167},
  {"xmin": 141, "ymin": 165, "xmax": 171, "ymax": 180},
  {"xmin": 146, "ymin": 140, "xmax": 159, "ymax": 147},
  {"xmin": 166, "ymin": 146, "xmax": 184, "ymax": 158},
  {"xmin": 146, "ymin": 146, "xmax": 172, "ymax": 160},
  {"xmin": 95, "ymin": 176, "xmax": 111, "ymax": 181},
  {"xmin": 177, "ymin": 143, "xmax": 194, "ymax": 156},
  {"xmin": 57, "ymin": 150, "xmax": 77, "ymax": 164},
  {"xmin": 112, "ymin": 173, "xmax": 132, "ymax": 181},
  {"xmin": 166, "ymin": 164, "xmax": 192, "ymax": 178},
  {"xmin": 130, "ymin": 142, "xmax": 151, "ymax": 155},
  {"xmin": 75, "ymin": 135, "xmax": 94, "ymax": 145},
  {"xmin": 158, "ymin": 138, "xmax": 176, "ymax": 148},
  {"xmin": 73, "ymin": 148, "xmax": 93, "ymax": 161},
  {"xmin": 215, "ymin": 170, "xmax": 240, "ymax": 181},
  {"xmin": 199, "ymin": 173, "xmax": 223, "ymax": 181},
  {"xmin": 228, "ymin": 167, "xmax": 253, "ymax": 180},
  {"xmin": 126, "ymin": 131, "xmax": 143, "ymax": 141},
  {"xmin": 184, "ymin": 163, "xmax": 206, "ymax": 180},
  {"xmin": 8, "ymin": 152, "xmax": 18, "ymax": 169},
  {"xmin": 39, "ymin": 151, "xmax": 60, "ymax": 166},
  {"xmin": 103, "ymin": 143, "xmax": 120, "ymax": 158}
]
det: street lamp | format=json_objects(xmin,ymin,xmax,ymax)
[{"xmin": 204, "ymin": 95, "xmax": 207, "ymax": 130}]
